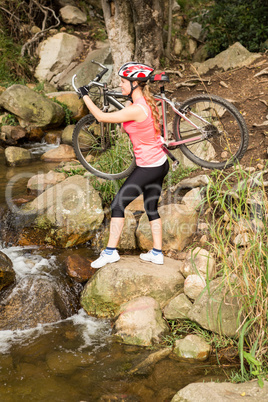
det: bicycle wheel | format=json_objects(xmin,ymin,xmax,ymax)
[
  {"xmin": 72, "ymin": 114, "xmax": 136, "ymax": 180},
  {"xmin": 173, "ymin": 94, "xmax": 249, "ymax": 169}
]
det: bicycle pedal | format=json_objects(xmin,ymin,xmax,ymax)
[{"xmin": 172, "ymin": 161, "xmax": 179, "ymax": 171}]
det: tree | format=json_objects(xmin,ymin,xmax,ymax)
[{"xmin": 101, "ymin": 0, "xmax": 164, "ymax": 84}]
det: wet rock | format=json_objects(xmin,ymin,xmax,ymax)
[
  {"xmin": 0, "ymin": 85, "xmax": 65, "ymax": 128},
  {"xmin": 173, "ymin": 334, "xmax": 210, "ymax": 361},
  {"xmin": 61, "ymin": 124, "xmax": 76, "ymax": 145},
  {"xmin": 1, "ymin": 125, "xmax": 27, "ymax": 144},
  {"xmin": 26, "ymin": 127, "xmax": 44, "ymax": 142},
  {"xmin": 59, "ymin": 5, "xmax": 87, "ymax": 25},
  {"xmin": 65, "ymin": 254, "xmax": 95, "ymax": 283},
  {"xmin": 0, "ymin": 275, "xmax": 80, "ymax": 330},
  {"xmin": 136, "ymin": 204, "xmax": 198, "ymax": 252},
  {"xmin": 5, "ymin": 146, "xmax": 32, "ymax": 166},
  {"xmin": 114, "ymin": 296, "xmax": 169, "ymax": 346},
  {"xmin": 41, "ymin": 144, "xmax": 76, "ymax": 162},
  {"xmin": 0, "ymin": 251, "xmax": 15, "ymax": 292},
  {"xmin": 163, "ymin": 293, "xmax": 192, "ymax": 320},
  {"xmin": 180, "ymin": 247, "xmax": 216, "ymax": 280},
  {"xmin": 128, "ymin": 347, "xmax": 171, "ymax": 374},
  {"xmin": 171, "ymin": 380, "xmax": 268, "ymax": 402},
  {"xmin": 188, "ymin": 277, "xmax": 240, "ymax": 337},
  {"xmin": 21, "ymin": 175, "xmax": 104, "ymax": 248},
  {"xmin": 80, "ymin": 255, "xmax": 184, "ymax": 318},
  {"xmin": 27, "ymin": 170, "xmax": 67, "ymax": 194}
]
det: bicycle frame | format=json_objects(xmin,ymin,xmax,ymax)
[{"xmin": 72, "ymin": 74, "xmax": 208, "ymax": 148}]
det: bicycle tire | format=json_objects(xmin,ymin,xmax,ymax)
[
  {"xmin": 72, "ymin": 114, "xmax": 136, "ymax": 180},
  {"xmin": 173, "ymin": 94, "xmax": 249, "ymax": 169}
]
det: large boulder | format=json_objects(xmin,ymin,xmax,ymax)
[
  {"xmin": 0, "ymin": 85, "xmax": 65, "ymax": 128},
  {"xmin": 193, "ymin": 42, "xmax": 262, "ymax": 75},
  {"xmin": 35, "ymin": 33, "xmax": 84, "ymax": 85},
  {"xmin": 20, "ymin": 175, "xmax": 104, "ymax": 248},
  {"xmin": 171, "ymin": 142, "xmax": 216, "ymax": 169},
  {"xmin": 80, "ymin": 255, "xmax": 184, "ymax": 318},
  {"xmin": 114, "ymin": 296, "xmax": 169, "ymax": 346},
  {"xmin": 0, "ymin": 251, "xmax": 15, "ymax": 292},
  {"xmin": 46, "ymin": 92, "xmax": 87, "ymax": 121},
  {"xmin": 171, "ymin": 381, "xmax": 268, "ymax": 402},
  {"xmin": 27, "ymin": 170, "xmax": 67, "ymax": 194},
  {"xmin": 136, "ymin": 204, "xmax": 198, "ymax": 252},
  {"xmin": 0, "ymin": 275, "xmax": 80, "ymax": 330},
  {"xmin": 5, "ymin": 146, "xmax": 32, "ymax": 166},
  {"xmin": 188, "ymin": 277, "xmax": 240, "ymax": 337},
  {"xmin": 57, "ymin": 40, "xmax": 112, "ymax": 90}
]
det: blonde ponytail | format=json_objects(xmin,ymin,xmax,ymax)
[{"xmin": 140, "ymin": 84, "xmax": 160, "ymax": 138}]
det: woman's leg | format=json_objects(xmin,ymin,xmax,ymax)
[
  {"xmin": 150, "ymin": 218, "xmax": 162, "ymax": 250},
  {"xmin": 107, "ymin": 217, "xmax": 125, "ymax": 248}
]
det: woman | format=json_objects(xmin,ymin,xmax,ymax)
[{"xmin": 78, "ymin": 62, "xmax": 169, "ymax": 268}]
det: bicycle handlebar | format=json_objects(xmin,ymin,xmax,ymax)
[{"xmin": 72, "ymin": 60, "xmax": 109, "ymax": 93}]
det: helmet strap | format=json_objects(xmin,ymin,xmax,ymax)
[{"xmin": 128, "ymin": 82, "xmax": 139, "ymax": 99}]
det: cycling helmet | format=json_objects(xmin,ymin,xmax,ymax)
[{"xmin": 118, "ymin": 62, "xmax": 154, "ymax": 82}]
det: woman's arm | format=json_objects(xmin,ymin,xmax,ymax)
[{"xmin": 82, "ymin": 95, "xmax": 143, "ymax": 124}]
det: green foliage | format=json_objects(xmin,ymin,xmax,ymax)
[
  {"xmin": 203, "ymin": 164, "xmax": 268, "ymax": 383},
  {"xmin": 52, "ymin": 99, "xmax": 76, "ymax": 126},
  {"xmin": 0, "ymin": 113, "xmax": 18, "ymax": 127},
  {"xmin": 0, "ymin": 30, "xmax": 32, "ymax": 86},
  {"xmin": 202, "ymin": 0, "xmax": 268, "ymax": 55},
  {"xmin": 162, "ymin": 162, "xmax": 195, "ymax": 190}
]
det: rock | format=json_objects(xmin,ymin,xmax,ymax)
[
  {"xmin": 57, "ymin": 40, "xmax": 112, "ymax": 90},
  {"xmin": 46, "ymin": 92, "xmax": 87, "ymax": 121},
  {"xmin": 44, "ymin": 130, "xmax": 62, "ymax": 144},
  {"xmin": 126, "ymin": 193, "xmax": 145, "ymax": 212},
  {"xmin": 163, "ymin": 293, "xmax": 192, "ymax": 320},
  {"xmin": 171, "ymin": 380, "xmax": 268, "ymax": 402},
  {"xmin": 128, "ymin": 348, "xmax": 171, "ymax": 374},
  {"xmin": 173, "ymin": 334, "xmax": 210, "ymax": 361},
  {"xmin": 5, "ymin": 146, "xmax": 32, "ymax": 166},
  {"xmin": 193, "ymin": 42, "xmax": 262, "ymax": 75},
  {"xmin": 180, "ymin": 247, "xmax": 216, "ymax": 280},
  {"xmin": 0, "ymin": 275, "xmax": 80, "ymax": 330},
  {"xmin": 1, "ymin": 125, "xmax": 27, "ymax": 144},
  {"xmin": 181, "ymin": 188, "xmax": 203, "ymax": 210},
  {"xmin": 114, "ymin": 296, "xmax": 169, "ymax": 346},
  {"xmin": 21, "ymin": 175, "xmax": 104, "ymax": 248},
  {"xmin": 80, "ymin": 255, "xmax": 184, "ymax": 318},
  {"xmin": 184, "ymin": 274, "xmax": 206, "ymax": 300},
  {"xmin": 0, "ymin": 251, "xmax": 15, "ymax": 292},
  {"xmin": 61, "ymin": 124, "xmax": 76, "ymax": 145},
  {"xmin": 27, "ymin": 170, "xmax": 67, "ymax": 194},
  {"xmin": 0, "ymin": 85, "xmax": 65, "ymax": 128},
  {"xmin": 35, "ymin": 33, "xmax": 84, "ymax": 84},
  {"xmin": 26, "ymin": 127, "xmax": 44, "ymax": 142},
  {"xmin": 172, "ymin": 142, "xmax": 216, "ymax": 169},
  {"xmin": 188, "ymin": 277, "xmax": 240, "ymax": 337},
  {"xmin": 65, "ymin": 254, "xmax": 95, "ymax": 283},
  {"xmin": 192, "ymin": 44, "xmax": 209, "ymax": 63},
  {"xmin": 59, "ymin": 6, "xmax": 87, "ymax": 25},
  {"xmin": 136, "ymin": 204, "xmax": 198, "ymax": 252},
  {"xmin": 174, "ymin": 38, "xmax": 183, "ymax": 56},
  {"xmin": 170, "ymin": 175, "xmax": 210, "ymax": 193},
  {"xmin": 186, "ymin": 21, "xmax": 203, "ymax": 41},
  {"xmin": 41, "ymin": 144, "xmax": 76, "ymax": 162},
  {"xmin": 188, "ymin": 39, "xmax": 198, "ymax": 55}
]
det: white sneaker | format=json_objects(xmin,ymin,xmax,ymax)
[
  {"xmin": 139, "ymin": 250, "xmax": 164, "ymax": 265},
  {"xmin": 91, "ymin": 249, "xmax": 120, "ymax": 269}
]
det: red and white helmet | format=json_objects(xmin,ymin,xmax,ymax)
[{"xmin": 118, "ymin": 62, "xmax": 154, "ymax": 81}]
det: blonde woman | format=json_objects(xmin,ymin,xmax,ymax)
[{"xmin": 78, "ymin": 62, "xmax": 169, "ymax": 268}]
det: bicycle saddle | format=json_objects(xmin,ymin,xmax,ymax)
[{"xmin": 149, "ymin": 72, "xmax": 170, "ymax": 83}]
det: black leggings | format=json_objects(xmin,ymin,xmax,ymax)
[{"xmin": 111, "ymin": 159, "xmax": 169, "ymax": 221}]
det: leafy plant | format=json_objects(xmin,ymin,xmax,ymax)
[
  {"xmin": 0, "ymin": 113, "xmax": 18, "ymax": 127},
  {"xmin": 52, "ymin": 98, "xmax": 76, "ymax": 125},
  {"xmin": 201, "ymin": 0, "xmax": 268, "ymax": 55}
]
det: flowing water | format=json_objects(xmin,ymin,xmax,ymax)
[{"xmin": 0, "ymin": 146, "xmax": 229, "ymax": 401}]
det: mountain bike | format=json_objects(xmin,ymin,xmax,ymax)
[{"xmin": 72, "ymin": 60, "xmax": 249, "ymax": 180}]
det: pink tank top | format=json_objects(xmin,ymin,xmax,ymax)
[{"xmin": 123, "ymin": 97, "xmax": 165, "ymax": 166}]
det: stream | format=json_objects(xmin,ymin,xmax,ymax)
[{"xmin": 0, "ymin": 145, "xmax": 229, "ymax": 401}]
